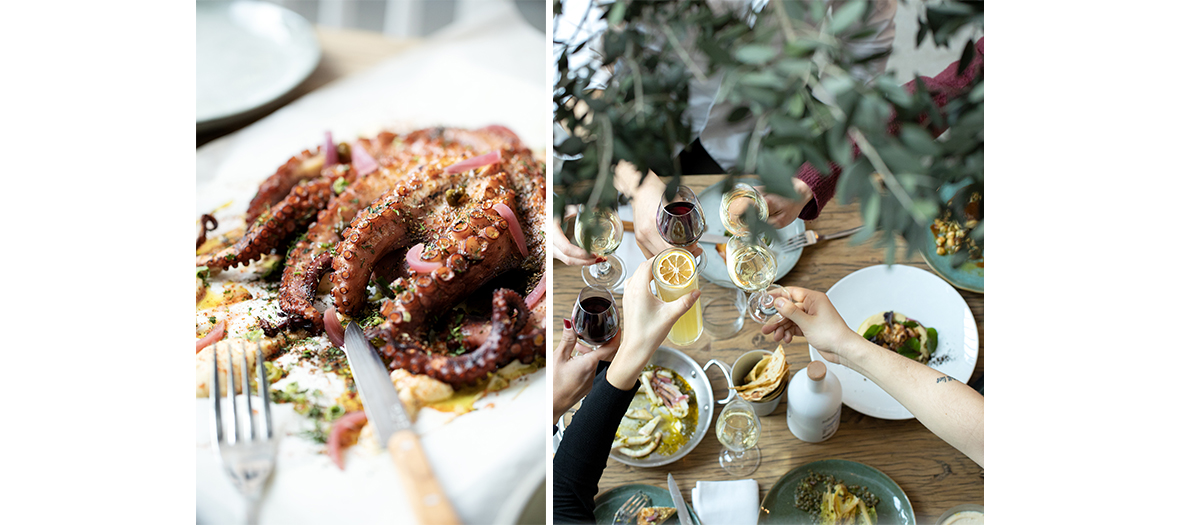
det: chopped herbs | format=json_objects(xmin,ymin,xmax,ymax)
[{"xmin": 332, "ymin": 177, "xmax": 348, "ymax": 194}]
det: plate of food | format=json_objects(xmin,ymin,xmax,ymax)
[
  {"xmin": 196, "ymin": 125, "xmax": 548, "ymax": 523},
  {"xmin": 557, "ymin": 346, "xmax": 732, "ymax": 467},
  {"xmin": 919, "ymin": 182, "xmax": 983, "ymax": 293},
  {"xmin": 696, "ymin": 181, "xmax": 806, "ymax": 289},
  {"xmin": 595, "ymin": 484, "xmax": 701, "ymax": 525},
  {"xmin": 759, "ymin": 459, "xmax": 914, "ymax": 525},
  {"xmin": 197, "ymin": 1, "xmax": 321, "ymax": 133},
  {"xmin": 808, "ymin": 264, "xmax": 978, "ymax": 420}
]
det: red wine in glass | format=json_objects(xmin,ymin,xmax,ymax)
[
  {"xmin": 573, "ymin": 287, "xmax": 619, "ymax": 348},
  {"xmin": 658, "ymin": 201, "xmax": 705, "ymax": 246}
]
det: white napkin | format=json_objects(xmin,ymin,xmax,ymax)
[{"xmin": 691, "ymin": 479, "xmax": 760, "ymax": 525}]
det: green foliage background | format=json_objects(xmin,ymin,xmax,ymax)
[{"xmin": 554, "ymin": 0, "xmax": 983, "ymax": 265}]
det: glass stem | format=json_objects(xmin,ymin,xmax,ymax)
[
  {"xmin": 591, "ymin": 260, "xmax": 611, "ymax": 278},
  {"xmin": 757, "ymin": 289, "xmax": 775, "ymax": 313}
]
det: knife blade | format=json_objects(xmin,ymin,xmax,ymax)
[
  {"xmin": 343, "ymin": 323, "xmax": 462, "ymax": 525},
  {"xmin": 667, "ymin": 473, "xmax": 692, "ymax": 525}
]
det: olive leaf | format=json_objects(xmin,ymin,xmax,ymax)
[{"xmin": 553, "ymin": 0, "xmax": 983, "ymax": 260}]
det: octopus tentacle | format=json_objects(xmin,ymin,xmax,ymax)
[
  {"xmin": 196, "ymin": 214, "xmax": 218, "ymax": 251},
  {"xmin": 277, "ymin": 250, "xmax": 334, "ymax": 330},
  {"xmin": 276, "ymin": 128, "xmax": 522, "ymax": 330},
  {"xmin": 330, "ymin": 159, "xmax": 518, "ymax": 316},
  {"xmin": 245, "ymin": 150, "xmax": 326, "ymax": 225},
  {"xmin": 198, "ymin": 179, "xmax": 333, "ymax": 269},
  {"xmin": 381, "ymin": 289, "xmax": 530, "ymax": 385},
  {"xmin": 352, "ymin": 174, "xmax": 525, "ymax": 335}
]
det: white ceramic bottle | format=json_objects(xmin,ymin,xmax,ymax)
[{"xmin": 786, "ymin": 361, "xmax": 842, "ymax": 443}]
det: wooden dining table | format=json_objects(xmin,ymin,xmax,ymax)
[{"xmin": 551, "ymin": 174, "xmax": 984, "ymax": 523}]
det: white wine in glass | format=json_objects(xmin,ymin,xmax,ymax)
[
  {"xmin": 716, "ymin": 397, "xmax": 761, "ymax": 476},
  {"xmin": 725, "ymin": 236, "xmax": 782, "ymax": 323},
  {"xmin": 719, "ymin": 182, "xmax": 768, "ymax": 236},
  {"xmin": 572, "ymin": 206, "xmax": 626, "ymax": 290}
]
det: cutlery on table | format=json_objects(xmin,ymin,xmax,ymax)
[
  {"xmin": 343, "ymin": 323, "xmax": 462, "ymax": 525},
  {"xmin": 779, "ymin": 225, "xmax": 863, "ymax": 252},
  {"xmin": 613, "ymin": 491, "xmax": 652, "ymax": 525},
  {"xmin": 667, "ymin": 473, "xmax": 693, "ymax": 525},
  {"xmin": 211, "ymin": 343, "xmax": 278, "ymax": 525}
]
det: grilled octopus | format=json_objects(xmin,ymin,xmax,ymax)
[{"xmin": 196, "ymin": 126, "xmax": 545, "ymax": 386}]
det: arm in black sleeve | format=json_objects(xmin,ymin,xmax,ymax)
[{"xmin": 552, "ymin": 365, "xmax": 638, "ymax": 523}]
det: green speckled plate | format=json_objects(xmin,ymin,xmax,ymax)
[
  {"xmin": 595, "ymin": 484, "xmax": 701, "ymax": 525},
  {"xmin": 920, "ymin": 182, "xmax": 983, "ymax": 294},
  {"xmin": 758, "ymin": 459, "xmax": 914, "ymax": 525},
  {"xmin": 919, "ymin": 229, "xmax": 983, "ymax": 294}
]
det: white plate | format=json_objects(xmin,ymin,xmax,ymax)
[
  {"xmin": 808, "ymin": 264, "xmax": 979, "ymax": 420},
  {"xmin": 695, "ymin": 181, "xmax": 806, "ymax": 289},
  {"xmin": 197, "ymin": 1, "xmax": 321, "ymax": 131}
]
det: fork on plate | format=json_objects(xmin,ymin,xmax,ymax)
[
  {"xmin": 613, "ymin": 491, "xmax": 652, "ymax": 525},
  {"xmin": 211, "ymin": 343, "xmax": 277, "ymax": 525},
  {"xmin": 779, "ymin": 225, "xmax": 864, "ymax": 252}
]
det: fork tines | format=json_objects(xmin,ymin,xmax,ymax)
[
  {"xmin": 211, "ymin": 342, "xmax": 273, "ymax": 446},
  {"xmin": 613, "ymin": 491, "xmax": 652, "ymax": 525}
]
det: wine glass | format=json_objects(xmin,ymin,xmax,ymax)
[
  {"xmin": 656, "ymin": 185, "xmax": 707, "ymax": 270},
  {"xmin": 573, "ymin": 204, "xmax": 626, "ymax": 290},
  {"xmin": 719, "ymin": 182, "xmax": 768, "ymax": 237},
  {"xmin": 725, "ymin": 236, "xmax": 783, "ymax": 323},
  {"xmin": 716, "ymin": 396, "xmax": 761, "ymax": 476},
  {"xmin": 571, "ymin": 286, "xmax": 620, "ymax": 352}
]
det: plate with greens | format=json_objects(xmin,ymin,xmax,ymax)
[
  {"xmin": 808, "ymin": 264, "xmax": 978, "ymax": 420},
  {"xmin": 759, "ymin": 459, "xmax": 913, "ymax": 525}
]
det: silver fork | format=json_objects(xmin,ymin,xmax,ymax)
[
  {"xmin": 211, "ymin": 343, "xmax": 277, "ymax": 525},
  {"xmin": 778, "ymin": 225, "xmax": 864, "ymax": 252},
  {"xmin": 613, "ymin": 491, "xmax": 652, "ymax": 525}
]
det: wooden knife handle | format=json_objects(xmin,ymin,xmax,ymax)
[{"xmin": 388, "ymin": 429, "xmax": 463, "ymax": 525}]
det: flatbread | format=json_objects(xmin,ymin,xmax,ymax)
[{"xmin": 735, "ymin": 346, "xmax": 789, "ymax": 401}]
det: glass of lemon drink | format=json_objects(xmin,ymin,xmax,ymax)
[{"xmin": 653, "ymin": 246, "xmax": 704, "ymax": 346}]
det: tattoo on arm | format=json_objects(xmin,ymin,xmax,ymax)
[{"xmin": 935, "ymin": 375, "xmax": 954, "ymax": 384}]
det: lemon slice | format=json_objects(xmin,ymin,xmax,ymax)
[{"xmin": 658, "ymin": 250, "xmax": 694, "ymax": 286}]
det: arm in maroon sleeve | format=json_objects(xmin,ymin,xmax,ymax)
[{"xmin": 794, "ymin": 37, "xmax": 984, "ymax": 220}]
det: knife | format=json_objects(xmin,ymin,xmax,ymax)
[
  {"xmin": 667, "ymin": 473, "xmax": 692, "ymax": 525},
  {"xmin": 343, "ymin": 323, "xmax": 462, "ymax": 525}
]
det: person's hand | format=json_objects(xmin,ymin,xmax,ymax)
[
  {"xmin": 606, "ymin": 258, "xmax": 701, "ymax": 389},
  {"xmin": 550, "ymin": 208, "xmax": 602, "ymax": 267},
  {"xmin": 552, "ymin": 318, "xmax": 621, "ymax": 425},
  {"xmin": 630, "ymin": 177, "xmax": 704, "ymax": 260},
  {"xmin": 761, "ymin": 179, "xmax": 814, "ymax": 228},
  {"xmin": 759, "ymin": 286, "xmax": 860, "ymax": 366}
]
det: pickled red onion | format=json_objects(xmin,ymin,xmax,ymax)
[
  {"xmin": 196, "ymin": 320, "xmax": 226, "ymax": 354},
  {"xmin": 525, "ymin": 272, "xmax": 546, "ymax": 310},
  {"xmin": 406, "ymin": 243, "xmax": 442, "ymax": 274},
  {"xmin": 443, "ymin": 150, "xmax": 501, "ymax": 175},
  {"xmin": 324, "ymin": 307, "xmax": 345, "ymax": 348},
  {"xmin": 324, "ymin": 131, "xmax": 337, "ymax": 165},
  {"xmin": 350, "ymin": 141, "xmax": 378, "ymax": 176},
  {"xmin": 327, "ymin": 411, "xmax": 368, "ymax": 470},
  {"xmin": 493, "ymin": 203, "xmax": 528, "ymax": 257}
]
